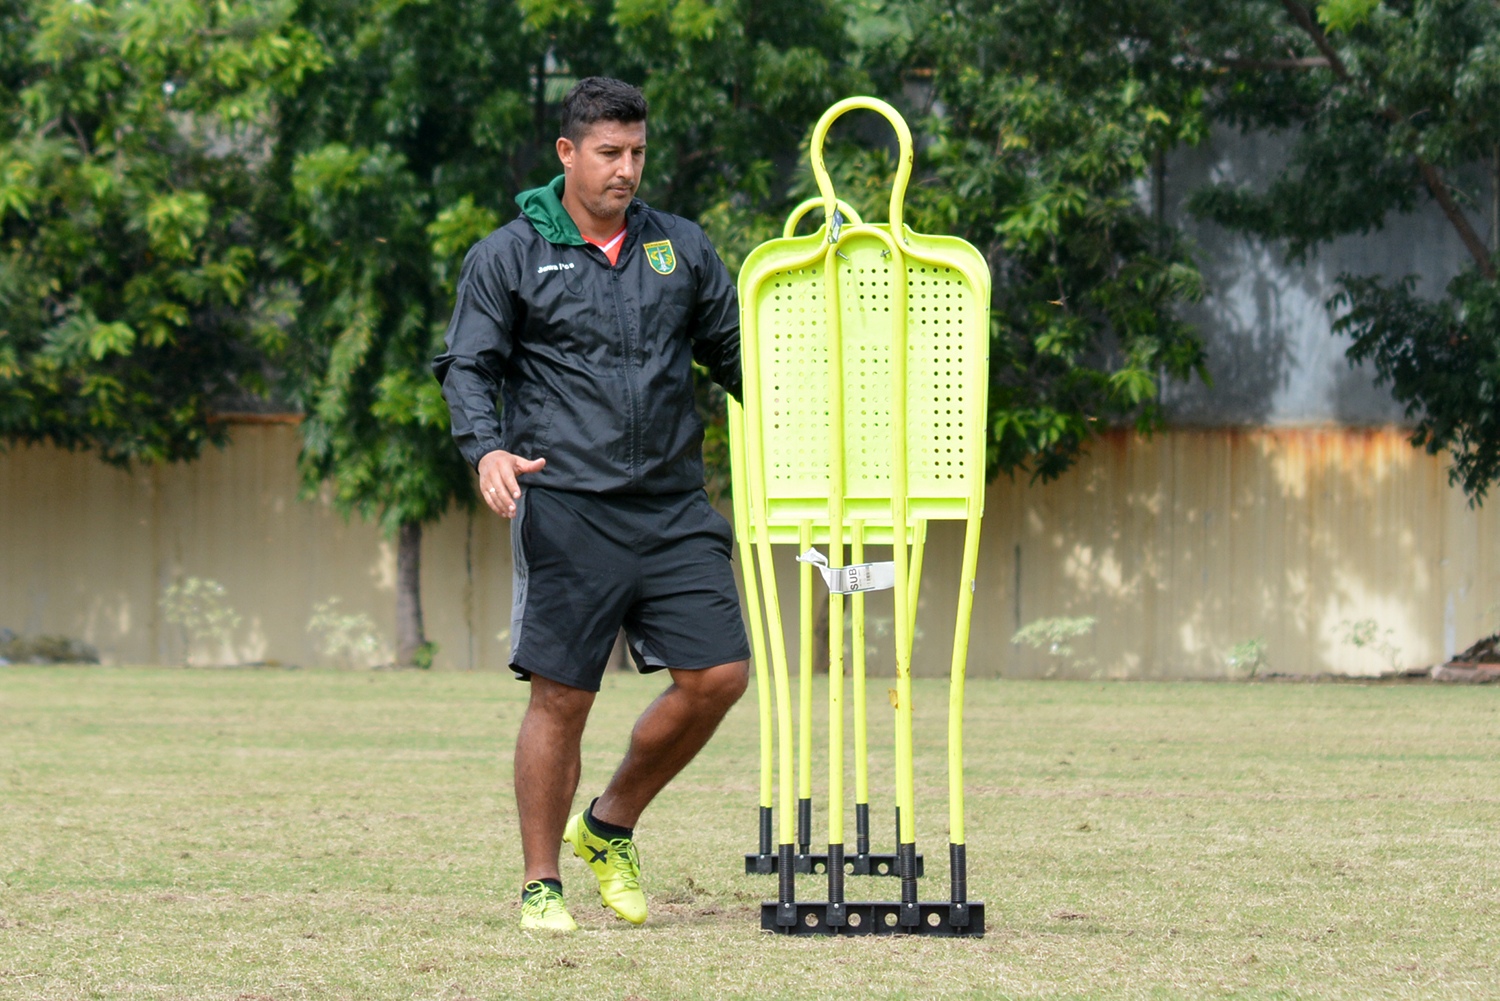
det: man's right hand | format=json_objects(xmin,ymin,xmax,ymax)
[{"xmin": 478, "ymin": 450, "xmax": 546, "ymax": 518}]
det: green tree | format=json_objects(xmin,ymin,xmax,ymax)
[
  {"xmin": 1187, "ymin": 0, "xmax": 1500, "ymax": 500},
  {"xmin": 0, "ymin": 0, "xmax": 321, "ymax": 464},
  {"xmin": 273, "ymin": 0, "xmax": 854, "ymax": 664},
  {"xmin": 271, "ymin": 0, "xmax": 541, "ymax": 666}
]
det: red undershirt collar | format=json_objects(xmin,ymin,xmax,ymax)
[{"xmin": 583, "ymin": 223, "xmax": 628, "ymax": 265}]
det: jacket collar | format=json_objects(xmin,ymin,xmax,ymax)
[{"xmin": 516, "ymin": 174, "xmax": 644, "ymax": 248}]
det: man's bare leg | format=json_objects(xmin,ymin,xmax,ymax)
[
  {"xmin": 590, "ymin": 659, "xmax": 749, "ymax": 829},
  {"xmin": 515, "ymin": 675, "xmax": 596, "ymax": 882}
]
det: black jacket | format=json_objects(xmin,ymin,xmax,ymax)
[{"xmin": 432, "ymin": 175, "xmax": 742, "ymax": 494}]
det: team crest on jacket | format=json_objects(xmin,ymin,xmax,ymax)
[{"xmin": 643, "ymin": 240, "xmax": 676, "ymax": 275}]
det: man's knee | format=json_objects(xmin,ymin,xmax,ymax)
[
  {"xmin": 525, "ymin": 673, "xmax": 596, "ymax": 723},
  {"xmin": 678, "ymin": 659, "xmax": 749, "ymax": 709}
]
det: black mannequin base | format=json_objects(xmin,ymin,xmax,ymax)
[{"xmin": 760, "ymin": 900, "xmax": 984, "ymax": 936}]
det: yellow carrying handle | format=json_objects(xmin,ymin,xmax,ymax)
[
  {"xmin": 782, "ymin": 197, "xmax": 864, "ymax": 239},
  {"xmin": 809, "ymin": 96, "xmax": 914, "ymax": 234}
]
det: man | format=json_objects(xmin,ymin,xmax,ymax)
[{"xmin": 432, "ymin": 77, "xmax": 749, "ymax": 933}]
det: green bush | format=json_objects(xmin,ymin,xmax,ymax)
[
  {"xmin": 0, "ymin": 630, "xmax": 99, "ymax": 665},
  {"xmin": 1225, "ymin": 636, "xmax": 1268, "ymax": 678}
]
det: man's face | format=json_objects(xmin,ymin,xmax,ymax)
[{"xmin": 557, "ymin": 119, "xmax": 646, "ymax": 221}]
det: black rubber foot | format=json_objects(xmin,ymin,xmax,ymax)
[
  {"xmin": 760, "ymin": 900, "xmax": 985, "ymax": 937},
  {"xmin": 745, "ymin": 851, "xmax": 923, "ymax": 877},
  {"xmin": 744, "ymin": 853, "xmax": 777, "ymax": 874}
]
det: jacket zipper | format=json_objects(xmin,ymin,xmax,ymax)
[{"xmin": 612, "ymin": 267, "xmax": 643, "ymax": 485}]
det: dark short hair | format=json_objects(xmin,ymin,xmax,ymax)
[{"xmin": 560, "ymin": 77, "xmax": 648, "ymax": 144}]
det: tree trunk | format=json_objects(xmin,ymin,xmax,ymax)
[{"xmin": 395, "ymin": 520, "xmax": 427, "ymax": 666}]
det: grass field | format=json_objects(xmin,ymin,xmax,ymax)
[{"xmin": 0, "ymin": 666, "xmax": 1497, "ymax": 1000}]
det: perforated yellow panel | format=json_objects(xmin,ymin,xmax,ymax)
[
  {"xmin": 748, "ymin": 230, "xmax": 988, "ymax": 524},
  {"xmin": 761, "ymin": 261, "xmax": 830, "ymax": 497},
  {"xmin": 904, "ymin": 260, "xmax": 976, "ymax": 494}
]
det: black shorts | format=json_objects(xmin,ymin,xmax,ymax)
[{"xmin": 508, "ymin": 486, "xmax": 751, "ymax": 692}]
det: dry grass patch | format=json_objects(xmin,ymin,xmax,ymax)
[{"xmin": 0, "ymin": 667, "xmax": 1497, "ymax": 999}]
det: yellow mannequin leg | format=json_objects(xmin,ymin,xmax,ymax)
[
  {"xmin": 797, "ymin": 520, "xmax": 814, "ymax": 855},
  {"xmin": 727, "ymin": 404, "xmax": 774, "ymax": 862},
  {"xmin": 850, "ymin": 521, "xmax": 868, "ymax": 856}
]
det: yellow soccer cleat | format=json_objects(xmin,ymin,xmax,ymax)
[
  {"xmin": 563, "ymin": 811, "xmax": 647, "ymax": 925},
  {"xmin": 519, "ymin": 880, "xmax": 577, "ymax": 932}
]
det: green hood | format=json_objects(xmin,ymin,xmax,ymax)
[{"xmin": 515, "ymin": 175, "xmax": 585, "ymax": 246}]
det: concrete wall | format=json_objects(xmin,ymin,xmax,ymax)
[
  {"xmin": 0, "ymin": 422, "xmax": 512, "ymax": 673},
  {"xmin": 966, "ymin": 426, "xmax": 1497, "ymax": 679},
  {"xmin": 4, "ymin": 422, "xmax": 1495, "ymax": 678}
]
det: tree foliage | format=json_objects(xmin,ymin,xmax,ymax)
[
  {"xmin": 272, "ymin": 0, "xmax": 856, "ymax": 529},
  {"xmin": 270, "ymin": 0, "xmax": 527, "ymax": 535},
  {"xmin": 3, "ymin": 0, "xmax": 1230, "ymax": 491},
  {"xmin": 263, "ymin": 0, "xmax": 855, "ymax": 660},
  {"xmin": 0, "ymin": 0, "xmax": 321, "ymax": 463},
  {"xmin": 1334, "ymin": 273, "xmax": 1500, "ymax": 498}
]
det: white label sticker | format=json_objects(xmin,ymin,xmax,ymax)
[{"xmin": 796, "ymin": 548, "xmax": 897, "ymax": 594}]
